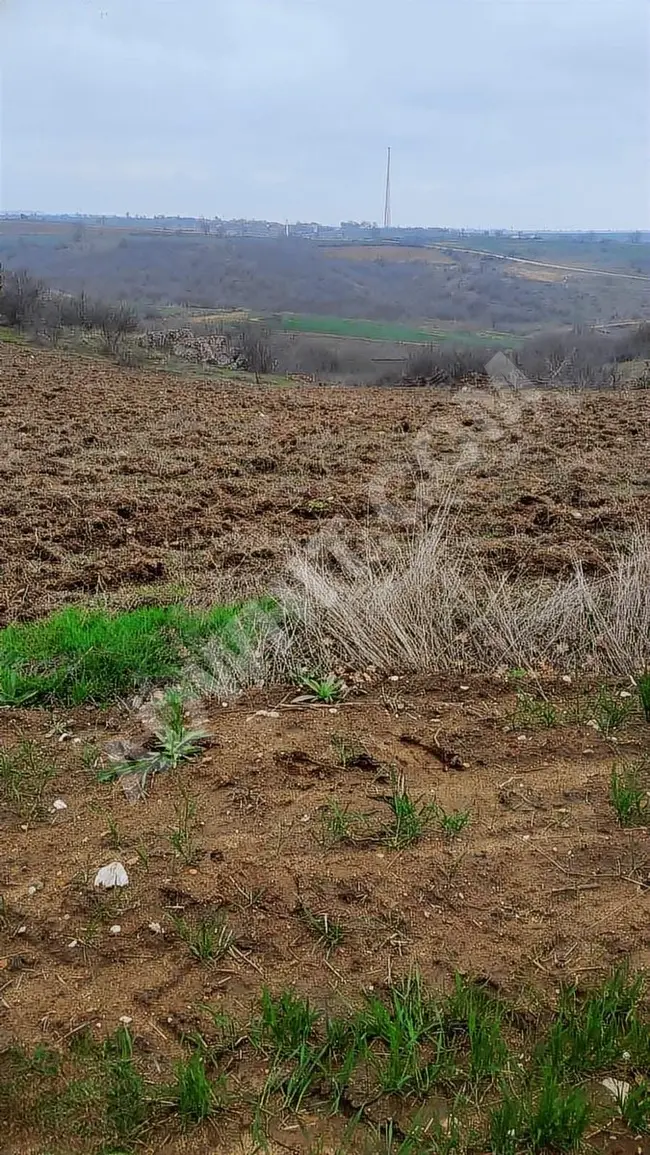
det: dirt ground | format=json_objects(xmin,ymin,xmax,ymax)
[
  {"xmin": 1, "ymin": 342, "xmax": 649, "ymax": 623},
  {"xmin": 1, "ymin": 342, "xmax": 650, "ymax": 1152},
  {"xmin": 2, "ymin": 675, "xmax": 650, "ymax": 1152}
]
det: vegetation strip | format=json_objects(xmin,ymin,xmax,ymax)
[
  {"xmin": 2, "ymin": 968, "xmax": 649, "ymax": 1151},
  {"xmin": 0, "ymin": 603, "xmax": 271, "ymax": 705}
]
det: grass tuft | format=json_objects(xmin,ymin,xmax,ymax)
[
  {"xmin": 382, "ymin": 771, "xmax": 438, "ymax": 849},
  {"xmin": 171, "ymin": 1050, "xmax": 222, "ymax": 1124},
  {"xmin": 173, "ymin": 911, "xmax": 234, "ymax": 963},
  {"xmin": 609, "ymin": 762, "xmax": 648, "ymax": 826}
]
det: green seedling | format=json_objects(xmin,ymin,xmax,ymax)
[
  {"xmin": 592, "ymin": 686, "xmax": 633, "ymax": 735},
  {"xmin": 168, "ymin": 789, "xmax": 201, "ymax": 864},
  {"xmin": 619, "ymin": 1079, "xmax": 650, "ymax": 1131},
  {"xmin": 171, "ymin": 1050, "xmax": 222, "ymax": 1123},
  {"xmin": 99, "ymin": 688, "xmax": 208, "ymax": 787},
  {"xmin": 609, "ymin": 763, "xmax": 648, "ymax": 826},
  {"xmin": 437, "ymin": 806, "xmax": 472, "ymax": 838},
  {"xmin": 296, "ymin": 672, "xmax": 347, "ymax": 703},
  {"xmin": 513, "ymin": 691, "xmax": 558, "ymax": 729},
  {"xmin": 490, "ymin": 1072, "xmax": 590, "ymax": 1154},
  {"xmin": 298, "ymin": 903, "xmax": 345, "ymax": 953},
  {"xmin": 318, "ymin": 800, "xmax": 375, "ymax": 847},
  {"xmin": 382, "ymin": 771, "xmax": 438, "ymax": 849},
  {"xmin": 173, "ymin": 911, "xmax": 234, "ymax": 963},
  {"xmin": 102, "ymin": 1026, "xmax": 147, "ymax": 1143}
]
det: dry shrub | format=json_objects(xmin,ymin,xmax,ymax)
[{"xmin": 193, "ymin": 514, "xmax": 650, "ymax": 691}]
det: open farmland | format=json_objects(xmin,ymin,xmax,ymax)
[
  {"xmin": 278, "ymin": 314, "xmax": 520, "ymax": 347},
  {"xmin": 1, "ymin": 340, "xmax": 650, "ymax": 1154}
]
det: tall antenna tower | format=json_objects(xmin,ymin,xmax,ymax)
[{"xmin": 383, "ymin": 146, "xmax": 392, "ymax": 229}]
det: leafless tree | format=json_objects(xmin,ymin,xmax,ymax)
[{"xmin": 0, "ymin": 267, "xmax": 45, "ymax": 328}]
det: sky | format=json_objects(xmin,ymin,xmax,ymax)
[{"xmin": 0, "ymin": 0, "xmax": 648, "ymax": 229}]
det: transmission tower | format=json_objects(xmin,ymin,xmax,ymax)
[{"xmin": 383, "ymin": 146, "xmax": 392, "ymax": 229}]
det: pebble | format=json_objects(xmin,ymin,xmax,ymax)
[
  {"xmin": 94, "ymin": 862, "xmax": 129, "ymax": 889},
  {"xmin": 119, "ymin": 1015, "xmax": 133, "ymax": 1025},
  {"xmin": 148, "ymin": 922, "xmax": 163, "ymax": 935},
  {"xmin": 109, "ymin": 925, "xmax": 122, "ymax": 936},
  {"xmin": 51, "ymin": 799, "xmax": 68, "ymax": 812}
]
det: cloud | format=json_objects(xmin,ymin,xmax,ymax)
[{"xmin": 1, "ymin": 0, "xmax": 648, "ymax": 227}]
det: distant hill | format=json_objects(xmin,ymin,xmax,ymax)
[{"xmin": 1, "ymin": 221, "xmax": 649, "ymax": 331}]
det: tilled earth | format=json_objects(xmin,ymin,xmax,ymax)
[{"xmin": 1, "ymin": 342, "xmax": 649, "ymax": 621}]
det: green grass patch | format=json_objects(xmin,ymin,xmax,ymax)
[
  {"xmin": 0, "ymin": 602, "xmax": 272, "ymax": 706},
  {"xmin": 2, "ymin": 968, "xmax": 649, "ymax": 1151},
  {"xmin": 277, "ymin": 312, "xmax": 520, "ymax": 348}
]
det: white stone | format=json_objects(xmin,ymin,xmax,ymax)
[
  {"xmin": 52, "ymin": 799, "xmax": 68, "ymax": 811},
  {"xmin": 148, "ymin": 921, "xmax": 163, "ymax": 935},
  {"xmin": 94, "ymin": 862, "xmax": 129, "ymax": 889},
  {"xmin": 109, "ymin": 924, "xmax": 122, "ymax": 936},
  {"xmin": 601, "ymin": 1077, "xmax": 630, "ymax": 1103}
]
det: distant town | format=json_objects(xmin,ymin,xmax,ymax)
[{"xmin": 1, "ymin": 211, "xmax": 648, "ymax": 246}]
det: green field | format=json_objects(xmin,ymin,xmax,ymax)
[{"xmin": 278, "ymin": 313, "xmax": 520, "ymax": 348}]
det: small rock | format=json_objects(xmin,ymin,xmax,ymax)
[
  {"xmin": 148, "ymin": 921, "xmax": 163, "ymax": 935},
  {"xmin": 561, "ymin": 675, "xmax": 572, "ymax": 684},
  {"xmin": 119, "ymin": 1015, "xmax": 133, "ymax": 1025},
  {"xmin": 94, "ymin": 862, "xmax": 129, "ymax": 889},
  {"xmin": 68, "ymin": 939, "xmax": 79, "ymax": 949},
  {"xmin": 51, "ymin": 799, "xmax": 68, "ymax": 812},
  {"xmin": 601, "ymin": 1077, "xmax": 630, "ymax": 1103},
  {"xmin": 460, "ymin": 684, "xmax": 470, "ymax": 691},
  {"xmin": 16, "ymin": 926, "xmax": 26, "ymax": 935},
  {"xmin": 109, "ymin": 925, "xmax": 122, "ymax": 936},
  {"xmin": 620, "ymin": 690, "xmax": 632, "ymax": 699}
]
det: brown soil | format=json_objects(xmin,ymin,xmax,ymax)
[
  {"xmin": 1, "ymin": 678, "xmax": 650, "ymax": 1151},
  {"xmin": 1, "ymin": 342, "xmax": 649, "ymax": 622}
]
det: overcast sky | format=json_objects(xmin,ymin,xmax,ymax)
[{"xmin": 1, "ymin": 0, "xmax": 648, "ymax": 228}]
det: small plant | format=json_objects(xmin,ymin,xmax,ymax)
[
  {"xmin": 437, "ymin": 806, "xmax": 471, "ymax": 838},
  {"xmin": 252, "ymin": 988, "xmax": 320, "ymax": 1059},
  {"xmin": 318, "ymin": 800, "xmax": 375, "ymax": 847},
  {"xmin": 168, "ymin": 788, "xmax": 201, "ymax": 864},
  {"xmin": 296, "ymin": 671, "xmax": 347, "ymax": 704},
  {"xmin": 637, "ymin": 671, "xmax": 650, "ymax": 723},
  {"xmin": 0, "ymin": 741, "xmax": 56, "ymax": 819},
  {"xmin": 620, "ymin": 1079, "xmax": 650, "ymax": 1131},
  {"xmin": 513, "ymin": 691, "xmax": 558, "ymax": 729},
  {"xmin": 99, "ymin": 688, "xmax": 208, "ymax": 787},
  {"xmin": 154, "ymin": 689, "xmax": 208, "ymax": 766},
  {"xmin": 382, "ymin": 772, "xmax": 438, "ymax": 849},
  {"xmin": 592, "ymin": 686, "xmax": 633, "ymax": 736},
  {"xmin": 171, "ymin": 1050, "xmax": 221, "ymax": 1123},
  {"xmin": 490, "ymin": 1072, "xmax": 590, "ymax": 1154},
  {"xmin": 102, "ymin": 1026, "xmax": 147, "ymax": 1143},
  {"xmin": 173, "ymin": 911, "xmax": 234, "ymax": 962},
  {"xmin": 542, "ymin": 967, "xmax": 644, "ymax": 1074},
  {"xmin": 298, "ymin": 903, "xmax": 345, "ymax": 953},
  {"xmin": 609, "ymin": 763, "xmax": 648, "ymax": 826}
]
